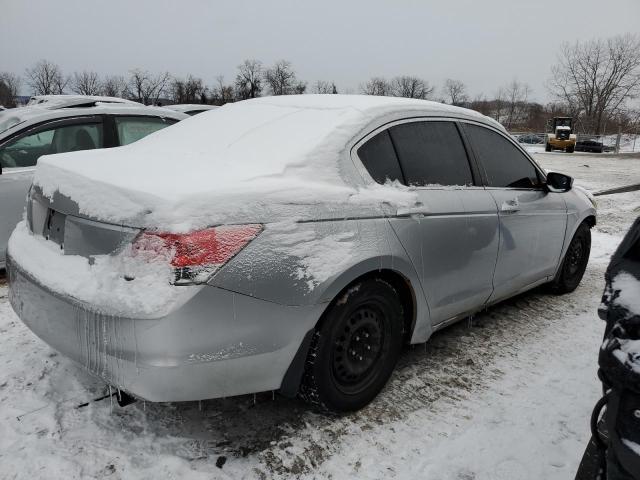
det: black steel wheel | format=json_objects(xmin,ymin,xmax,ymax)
[
  {"xmin": 300, "ymin": 278, "xmax": 404, "ymax": 412},
  {"xmin": 550, "ymin": 222, "xmax": 591, "ymax": 294}
]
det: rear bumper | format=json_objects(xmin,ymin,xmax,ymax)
[{"xmin": 7, "ymin": 255, "xmax": 324, "ymax": 402}]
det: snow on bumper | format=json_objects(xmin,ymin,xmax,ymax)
[{"xmin": 7, "ymin": 254, "xmax": 323, "ymax": 402}]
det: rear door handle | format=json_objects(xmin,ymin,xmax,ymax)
[{"xmin": 397, "ymin": 202, "xmax": 427, "ymax": 218}]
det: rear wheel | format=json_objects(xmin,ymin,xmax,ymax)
[
  {"xmin": 550, "ymin": 222, "xmax": 591, "ymax": 294},
  {"xmin": 299, "ymin": 278, "xmax": 404, "ymax": 412}
]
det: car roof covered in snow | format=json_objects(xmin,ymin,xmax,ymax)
[
  {"xmin": 33, "ymin": 95, "xmax": 502, "ymax": 230},
  {"xmin": 27, "ymin": 95, "xmax": 141, "ymax": 109}
]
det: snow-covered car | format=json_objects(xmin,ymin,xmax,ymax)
[
  {"xmin": 7, "ymin": 95, "xmax": 596, "ymax": 412},
  {"xmin": 164, "ymin": 104, "xmax": 219, "ymax": 116},
  {"xmin": 0, "ymin": 97, "xmax": 188, "ymax": 269},
  {"xmin": 576, "ymin": 217, "xmax": 640, "ymax": 479}
]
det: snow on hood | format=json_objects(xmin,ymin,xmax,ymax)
[{"xmin": 33, "ymin": 95, "xmax": 491, "ymax": 231}]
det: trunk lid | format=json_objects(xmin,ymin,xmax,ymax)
[{"xmin": 28, "ymin": 186, "xmax": 140, "ymax": 259}]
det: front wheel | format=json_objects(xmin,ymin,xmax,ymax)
[
  {"xmin": 550, "ymin": 222, "xmax": 591, "ymax": 294},
  {"xmin": 299, "ymin": 278, "xmax": 404, "ymax": 412},
  {"xmin": 545, "ymin": 142, "xmax": 552, "ymax": 152}
]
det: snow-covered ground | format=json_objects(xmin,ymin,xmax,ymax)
[{"xmin": 1, "ymin": 153, "xmax": 639, "ymax": 479}]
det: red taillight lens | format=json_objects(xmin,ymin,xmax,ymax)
[{"xmin": 133, "ymin": 224, "xmax": 262, "ymax": 284}]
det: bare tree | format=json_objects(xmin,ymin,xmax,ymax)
[
  {"xmin": 0, "ymin": 72, "xmax": 21, "ymax": 107},
  {"xmin": 211, "ymin": 76, "xmax": 235, "ymax": 105},
  {"xmin": 497, "ymin": 79, "xmax": 531, "ymax": 129},
  {"xmin": 443, "ymin": 79, "xmax": 468, "ymax": 105},
  {"xmin": 360, "ymin": 77, "xmax": 392, "ymax": 96},
  {"xmin": 171, "ymin": 75, "xmax": 207, "ymax": 103},
  {"xmin": 313, "ymin": 81, "xmax": 338, "ymax": 94},
  {"xmin": 71, "ymin": 71, "xmax": 102, "ymax": 95},
  {"xmin": 264, "ymin": 60, "xmax": 305, "ymax": 95},
  {"xmin": 235, "ymin": 60, "xmax": 263, "ymax": 100},
  {"xmin": 125, "ymin": 69, "xmax": 171, "ymax": 105},
  {"xmin": 549, "ymin": 33, "xmax": 640, "ymax": 134},
  {"xmin": 390, "ymin": 76, "xmax": 433, "ymax": 99},
  {"xmin": 25, "ymin": 59, "xmax": 68, "ymax": 95},
  {"xmin": 102, "ymin": 75, "xmax": 127, "ymax": 98}
]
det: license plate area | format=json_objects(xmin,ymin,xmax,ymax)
[{"xmin": 45, "ymin": 209, "xmax": 66, "ymax": 248}]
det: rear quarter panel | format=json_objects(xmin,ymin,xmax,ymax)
[{"xmin": 209, "ymin": 217, "xmax": 431, "ymax": 342}]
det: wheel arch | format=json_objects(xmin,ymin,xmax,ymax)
[{"xmin": 279, "ymin": 263, "xmax": 425, "ymax": 398}]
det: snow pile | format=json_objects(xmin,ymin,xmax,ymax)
[
  {"xmin": 32, "ymin": 95, "xmax": 488, "ymax": 231},
  {"xmin": 7, "ymin": 221, "xmax": 200, "ymax": 317},
  {"xmin": 611, "ymin": 271, "xmax": 640, "ymax": 315}
]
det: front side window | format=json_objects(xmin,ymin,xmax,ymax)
[
  {"xmin": 357, "ymin": 130, "xmax": 404, "ymax": 184},
  {"xmin": 389, "ymin": 121, "xmax": 473, "ymax": 187},
  {"xmin": 464, "ymin": 124, "xmax": 541, "ymax": 189},
  {"xmin": 0, "ymin": 122, "xmax": 103, "ymax": 169},
  {"xmin": 115, "ymin": 116, "xmax": 176, "ymax": 146}
]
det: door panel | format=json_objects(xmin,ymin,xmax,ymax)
[
  {"xmin": 390, "ymin": 188, "xmax": 498, "ymax": 325},
  {"xmin": 460, "ymin": 122, "xmax": 568, "ymax": 301},
  {"xmin": 488, "ymin": 189, "xmax": 567, "ymax": 300}
]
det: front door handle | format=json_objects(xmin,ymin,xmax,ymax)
[{"xmin": 500, "ymin": 199, "xmax": 520, "ymax": 213}]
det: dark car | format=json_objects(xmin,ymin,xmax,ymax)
[
  {"xmin": 575, "ymin": 139, "xmax": 604, "ymax": 153},
  {"xmin": 517, "ymin": 133, "xmax": 545, "ymax": 144}
]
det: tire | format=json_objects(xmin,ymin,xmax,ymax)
[
  {"xmin": 566, "ymin": 145, "xmax": 575, "ymax": 153},
  {"xmin": 550, "ymin": 222, "xmax": 591, "ymax": 294},
  {"xmin": 545, "ymin": 142, "xmax": 552, "ymax": 152},
  {"xmin": 299, "ymin": 278, "xmax": 404, "ymax": 412}
]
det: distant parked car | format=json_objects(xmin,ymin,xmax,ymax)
[
  {"xmin": 7, "ymin": 95, "xmax": 596, "ymax": 412},
  {"xmin": 0, "ymin": 96, "xmax": 188, "ymax": 269},
  {"xmin": 517, "ymin": 133, "xmax": 545, "ymax": 144},
  {"xmin": 165, "ymin": 104, "xmax": 220, "ymax": 116},
  {"xmin": 575, "ymin": 139, "xmax": 604, "ymax": 153}
]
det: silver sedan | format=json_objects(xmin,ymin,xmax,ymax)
[{"xmin": 7, "ymin": 95, "xmax": 596, "ymax": 412}]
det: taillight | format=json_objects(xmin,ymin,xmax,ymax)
[{"xmin": 132, "ymin": 224, "xmax": 263, "ymax": 285}]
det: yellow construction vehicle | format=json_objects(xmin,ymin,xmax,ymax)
[{"xmin": 545, "ymin": 117, "xmax": 577, "ymax": 153}]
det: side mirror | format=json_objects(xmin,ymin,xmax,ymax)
[{"xmin": 546, "ymin": 171, "xmax": 573, "ymax": 193}]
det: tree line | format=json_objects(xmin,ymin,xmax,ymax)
[{"xmin": 1, "ymin": 33, "xmax": 638, "ymax": 135}]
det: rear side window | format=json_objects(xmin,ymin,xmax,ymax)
[
  {"xmin": 115, "ymin": 116, "xmax": 176, "ymax": 146},
  {"xmin": 389, "ymin": 121, "xmax": 473, "ymax": 187},
  {"xmin": 464, "ymin": 124, "xmax": 541, "ymax": 189},
  {"xmin": 357, "ymin": 130, "xmax": 404, "ymax": 184}
]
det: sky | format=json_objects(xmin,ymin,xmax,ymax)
[{"xmin": 1, "ymin": 0, "xmax": 639, "ymax": 102}]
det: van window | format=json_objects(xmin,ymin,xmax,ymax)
[
  {"xmin": 0, "ymin": 122, "xmax": 103, "ymax": 168},
  {"xmin": 115, "ymin": 116, "xmax": 176, "ymax": 146}
]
